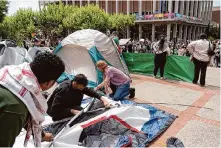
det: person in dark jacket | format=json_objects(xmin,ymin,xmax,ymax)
[{"xmin": 47, "ymin": 74, "xmax": 110, "ymax": 121}]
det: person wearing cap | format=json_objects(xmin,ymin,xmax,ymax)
[
  {"xmin": 95, "ymin": 61, "xmax": 135, "ymax": 101},
  {"xmin": 187, "ymin": 33, "xmax": 212, "ymax": 86}
]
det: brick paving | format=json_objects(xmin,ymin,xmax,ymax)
[{"xmin": 130, "ymin": 74, "xmax": 220, "ymax": 147}]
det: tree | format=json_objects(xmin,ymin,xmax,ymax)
[
  {"xmin": 37, "ymin": 2, "xmax": 76, "ymax": 44},
  {"xmin": 63, "ymin": 4, "xmax": 109, "ymax": 32},
  {"xmin": 109, "ymin": 13, "xmax": 135, "ymax": 30},
  {"xmin": 0, "ymin": 0, "xmax": 8, "ymax": 23}
]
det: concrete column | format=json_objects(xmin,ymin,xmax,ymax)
[
  {"xmin": 186, "ymin": 1, "xmax": 190, "ymax": 16},
  {"xmin": 153, "ymin": 0, "xmax": 156, "ymax": 13},
  {"xmin": 152, "ymin": 24, "xmax": 155, "ymax": 41},
  {"xmin": 139, "ymin": 24, "xmax": 142, "ymax": 40},
  {"xmin": 80, "ymin": 0, "xmax": 82, "ymax": 7},
  {"xmin": 139, "ymin": 0, "xmax": 142, "ymax": 19},
  {"xmin": 174, "ymin": 1, "xmax": 179, "ymax": 13},
  {"xmin": 178, "ymin": 24, "xmax": 183, "ymax": 40},
  {"xmin": 198, "ymin": 1, "xmax": 202, "ymax": 18},
  {"xmin": 96, "ymin": 0, "xmax": 99, "ymax": 5},
  {"xmin": 192, "ymin": 26, "xmax": 196, "ymax": 40},
  {"xmin": 194, "ymin": 1, "xmax": 198, "ymax": 17},
  {"xmin": 207, "ymin": 1, "xmax": 211, "ymax": 21},
  {"xmin": 188, "ymin": 26, "xmax": 192, "ymax": 40},
  {"xmin": 72, "ymin": 0, "xmax": 75, "ymax": 5},
  {"xmin": 167, "ymin": 23, "xmax": 171, "ymax": 41},
  {"xmin": 204, "ymin": 1, "xmax": 208, "ymax": 21},
  {"xmin": 209, "ymin": 1, "xmax": 213, "ymax": 21},
  {"xmin": 183, "ymin": 25, "xmax": 188, "ymax": 41},
  {"xmin": 201, "ymin": 1, "xmax": 205, "ymax": 19},
  {"xmin": 105, "ymin": 0, "xmax": 108, "ymax": 13},
  {"xmin": 127, "ymin": 0, "xmax": 130, "ymax": 38},
  {"xmin": 173, "ymin": 24, "xmax": 177, "ymax": 39},
  {"xmin": 190, "ymin": 1, "xmax": 194, "ymax": 16},
  {"xmin": 168, "ymin": 0, "xmax": 172, "ymax": 19},
  {"xmin": 87, "ymin": 0, "xmax": 90, "ymax": 5},
  {"xmin": 65, "ymin": 0, "xmax": 68, "ymax": 5},
  {"xmin": 116, "ymin": 0, "xmax": 119, "ymax": 14},
  {"xmin": 179, "ymin": 0, "xmax": 184, "ymax": 14}
]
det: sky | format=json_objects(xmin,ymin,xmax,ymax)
[{"xmin": 8, "ymin": 0, "xmax": 221, "ymax": 16}]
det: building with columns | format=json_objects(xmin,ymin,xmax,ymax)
[{"xmin": 39, "ymin": 0, "xmax": 213, "ymax": 42}]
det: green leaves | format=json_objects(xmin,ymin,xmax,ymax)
[
  {"xmin": 1, "ymin": 3, "xmax": 135, "ymax": 45},
  {"xmin": 0, "ymin": 0, "xmax": 8, "ymax": 23}
]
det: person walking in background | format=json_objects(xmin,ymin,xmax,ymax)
[
  {"xmin": 187, "ymin": 33, "xmax": 212, "ymax": 87},
  {"xmin": 153, "ymin": 35, "xmax": 170, "ymax": 79}
]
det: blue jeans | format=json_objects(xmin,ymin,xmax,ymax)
[{"xmin": 110, "ymin": 82, "xmax": 130, "ymax": 101}]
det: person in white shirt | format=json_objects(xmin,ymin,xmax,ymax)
[
  {"xmin": 187, "ymin": 33, "xmax": 211, "ymax": 86},
  {"xmin": 153, "ymin": 35, "xmax": 170, "ymax": 79}
]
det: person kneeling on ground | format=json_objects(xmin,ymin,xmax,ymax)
[
  {"xmin": 94, "ymin": 60, "xmax": 135, "ymax": 101},
  {"xmin": 0, "ymin": 52, "xmax": 65, "ymax": 147},
  {"xmin": 47, "ymin": 74, "xmax": 110, "ymax": 121}
]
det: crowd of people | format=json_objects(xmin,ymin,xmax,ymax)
[
  {"xmin": 0, "ymin": 30, "xmax": 220, "ymax": 147},
  {"xmin": 120, "ymin": 36, "xmax": 220, "ymax": 68}
]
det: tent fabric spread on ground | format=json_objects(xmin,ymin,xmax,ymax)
[
  {"xmin": 36, "ymin": 98, "xmax": 176, "ymax": 147},
  {"xmin": 123, "ymin": 53, "xmax": 194, "ymax": 82}
]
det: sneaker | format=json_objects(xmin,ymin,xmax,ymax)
[
  {"xmin": 160, "ymin": 77, "xmax": 164, "ymax": 80},
  {"xmin": 153, "ymin": 75, "xmax": 157, "ymax": 78},
  {"xmin": 166, "ymin": 137, "xmax": 184, "ymax": 147},
  {"xmin": 129, "ymin": 88, "xmax": 135, "ymax": 98}
]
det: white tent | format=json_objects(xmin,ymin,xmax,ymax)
[
  {"xmin": 0, "ymin": 47, "xmax": 32, "ymax": 69},
  {"xmin": 55, "ymin": 29, "xmax": 129, "ymax": 85}
]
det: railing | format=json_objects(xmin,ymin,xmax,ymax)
[{"xmin": 135, "ymin": 13, "xmax": 203, "ymax": 22}]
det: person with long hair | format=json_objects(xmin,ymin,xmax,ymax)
[
  {"xmin": 153, "ymin": 35, "xmax": 170, "ymax": 79},
  {"xmin": 187, "ymin": 33, "xmax": 212, "ymax": 87}
]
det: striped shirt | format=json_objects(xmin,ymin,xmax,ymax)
[{"xmin": 187, "ymin": 39, "xmax": 212, "ymax": 62}]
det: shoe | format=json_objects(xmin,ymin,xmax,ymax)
[
  {"xmin": 160, "ymin": 77, "xmax": 164, "ymax": 80},
  {"xmin": 153, "ymin": 75, "xmax": 157, "ymax": 78},
  {"xmin": 129, "ymin": 88, "xmax": 135, "ymax": 98},
  {"xmin": 200, "ymin": 84, "xmax": 205, "ymax": 87},
  {"xmin": 166, "ymin": 137, "xmax": 184, "ymax": 147},
  {"xmin": 192, "ymin": 81, "xmax": 197, "ymax": 84}
]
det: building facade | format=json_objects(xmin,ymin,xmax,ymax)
[
  {"xmin": 39, "ymin": 0, "xmax": 213, "ymax": 42},
  {"xmin": 212, "ymin": 6, "xmax": 220, "ymax": 24}
]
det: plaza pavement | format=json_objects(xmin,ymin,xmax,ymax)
[{"xmin": 131, "ymin": 67, "xmax": 220, "ymax": 147}]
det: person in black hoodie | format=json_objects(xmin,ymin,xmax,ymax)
[{"xmin": 47, "ymin": 74, "xmax": 110, "ymax": 121}]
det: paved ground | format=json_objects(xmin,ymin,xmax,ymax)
[{"xmin": 130, "ymin": 67, "xmax": 220, "ymax": 147}]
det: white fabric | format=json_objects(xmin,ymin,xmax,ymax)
[
  {"xmin": 0, "ymin": 63, "xmax": 47, "ymax": 147},
  {"xmin": 119, "ymin": 39, "xmax": 130, "ymax": 45},
  {"xmin": 56, "ymin": 44, "xmax": 97, "ymax": 83},
  {"xmin": 53, "ymin": 104, "xmax": 150, "ymax": 147},
  {"xmin": 60, "ymin": 29, "xmax": 129, "ymax": 76},
  {"xmin": 187, "ymin": 39, "xmax": 211, "ymax": 62},
  {"xmin": 0, "ymin": 47, "xmax": 32, "ymax": 69},
  {"xmin": 28, "ymin": 47, "xmax": 51, "ymax": 60},
  {"xmin": 153, "ymin": 41, "xmax": 170, "ymax": 54}
]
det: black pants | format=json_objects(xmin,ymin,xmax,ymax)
[
  {"xmin": 192, "ymin": 58, "xmax": 209, "ymax": 86},
  {"xmin": 154, "ymin": 52, "xmax": 167, "ymax": 77}
]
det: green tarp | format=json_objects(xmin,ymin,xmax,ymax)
[{"xmin": 123, "ymin": 53, "xmax": 194, "ymax": 82}]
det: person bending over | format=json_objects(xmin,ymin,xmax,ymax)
[
  {"xmin": 95, "ymin": 60, "xmax": 135, "ymax": 101},
  {"xmin": 0, "ymin": 52, "xmax": 65, "ymax": 147},
  {"xmin": 47, "ymin": 74, "xmax": 110, "ymax": 121}
]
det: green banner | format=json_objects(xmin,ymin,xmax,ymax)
[{"xmin": 123, "ymin": 53, "xmax": 194, "ymax": 82}]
